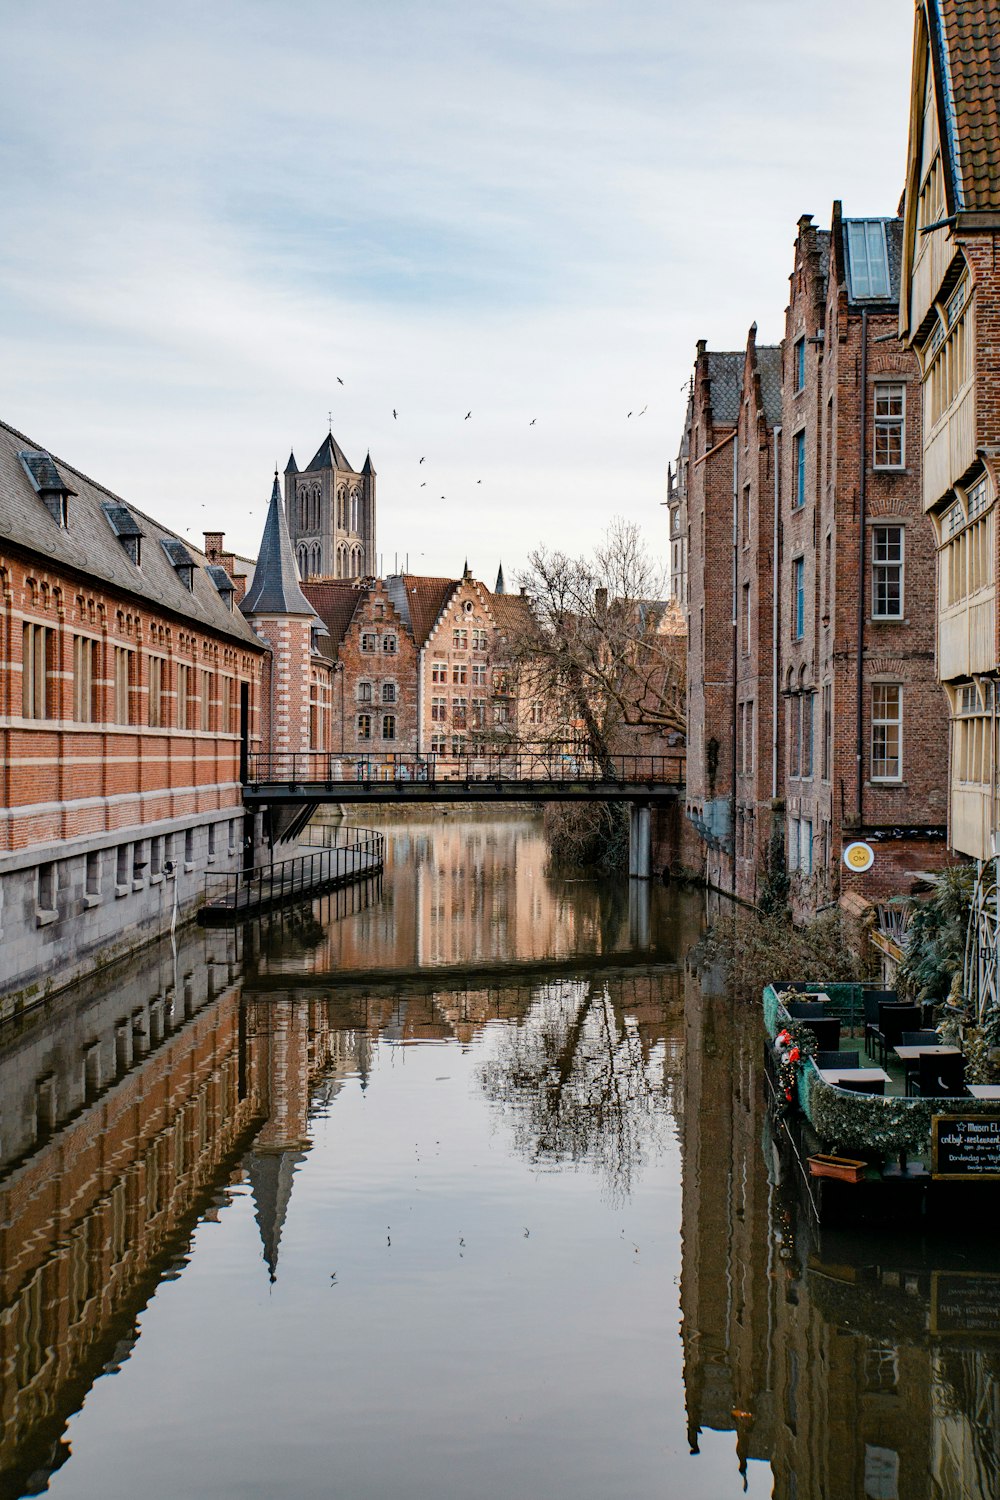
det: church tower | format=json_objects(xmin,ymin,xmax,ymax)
[{"xmin": 283, "ymin": 430, "xmax": 376, "ymax": 581}]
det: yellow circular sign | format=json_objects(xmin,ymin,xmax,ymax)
[{"xmin": 843, "ymin": 841, "xmax": 874, "ymax": 873}]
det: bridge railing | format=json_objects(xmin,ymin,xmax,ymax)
[
  {"xmin": 201, "ymin": 829, "xmax": 385, "ymax": 918},
  {"xmin": 246, "ymin": 744, "xmax": 683, "ymax": 787}
]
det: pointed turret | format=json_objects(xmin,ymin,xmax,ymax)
[
  {"xmin": 462, "ymin": 559, "xmax": 472, "ymax": 580},
  {"xmin": 241, "ymin": 473, "xmax": 318, "ymax": 617},
  {"xmin": 245, "ymin": 1149, "xmax": 305, "ymax": 1284},
  {"xmin": 284, "ymin": 451, "xmax": 298, "ymax": 474},
  {"xmin": 361, "ymin": 451, "xmax": 375, "ymax": 476},
  {"xmin": 494, "ymin": 562, "xmax": 506, "ymax": 595}
]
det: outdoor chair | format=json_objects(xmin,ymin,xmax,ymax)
[
  {"xmin": 798, "ymin": 1017, "xmax": 840, "ymax": 1050},
  {"xmin": 900, "ymin": 1030, "xmax": 942, "ymax": 1094},
  {"xmin": 786, "ymin": 1001, "xmax": 828, "ymax": 1019},
  {"xmin": 815, "ymin": 1050, "xmax": 861, "ymax": 1070},
  {"xmin": 862, "ymin": 992, "xmax": 884, "ymax": 1058},
  {"xmin": 837, "ymin": 1077, "xmax": 886, "ymax": 1096},
  {"xmin": 872, "ymin": 1004, "xmax": 921, "ymax": 1067},
  {"xmin": 913, "ymin": 1052, "xmax": 966, "ymax": 1098}
]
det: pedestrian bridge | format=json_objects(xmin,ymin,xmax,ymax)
[
  {"xmin": 245, "ymin": 745, "xmax": 684, "ymax": 806},
  {"xmin": 244, "ymin": 744, "xmax": 684, "ymax": 878}
]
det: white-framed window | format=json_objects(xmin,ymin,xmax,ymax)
[
  {"xmin": 431, "ymin": 696, "xmax": 446, "ymax": 722},
  {"xmin": 871, "ymin": 684, "xmax": 902, "ymax": 781},
  {"xmin": 431, "ymin": 660, "xmax": 447, "ymax": 683},
  {"xmin": 921, "ymin": 272, "xmax": 971, "ymax": 429},
  {"xmin": 872, "ymin": 525, "xmax": 904, "ymax": 618},
  {"xmin": 799, "ymin": 818, "xmax": 813, "ymax": 876},
  {"xmin": 873, "ymin": 383, "xmax": 905, "ymax": 468},
  {"xmin": 430, "ymin": 733, "xmax": 446, "ymax": 754}
]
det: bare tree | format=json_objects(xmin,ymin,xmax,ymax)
[{"xmin": 511, "ymin": 518, "xmax": 685, "ymax": 772}]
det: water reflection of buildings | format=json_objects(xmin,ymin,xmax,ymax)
[
  {"xmin": 680, "ymin": 966, "xmax": 1000, "ymax": 1500},
  {"xmin": 256, "ymin": 817, "xmax": 646, "ymax": 978}
]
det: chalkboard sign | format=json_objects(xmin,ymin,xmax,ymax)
[
  {"xmin": 932, "ymin": 1272, "xmax": 1000, "ymax": 1336},
  {"xmin": 932, "ymin": 1115, "xmax": 1000, "ymax": 1179}
]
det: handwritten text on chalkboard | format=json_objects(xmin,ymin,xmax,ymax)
[{"xmin": 933, "ymin": 1115, "xmax": 1000, "ymax": 1178}]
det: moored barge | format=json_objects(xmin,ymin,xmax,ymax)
[{"xmin": 764, "ymin": 982, "xmax": 1000, "ymax": 1225}]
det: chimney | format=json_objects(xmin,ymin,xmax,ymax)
[
  {"xmin": 204, "ymin": 531, "xmax": 224, "ymax": 561},
  {"xmin": 595, "ymin": 586, "xmax": 608, "ymax": 615}
]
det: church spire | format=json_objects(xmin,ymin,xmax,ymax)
[
  {"xmin": 241, "ymin": 472, "xmax": 319, "ymax": 617},
  {"xmin": 494, "ymin": 562, "xmax": 506, "ymax": 594}
]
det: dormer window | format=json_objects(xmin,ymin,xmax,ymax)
[
  {"xmin": 206, "ymin": 564, "xmax": 236, "ymax": 610},
  {"xmin": 19, "ymin": 450, "xmax": 77, "ymax": 528},
  {"xmin": 845, "ymin": 220, "xmax": 891, "ymax": 300},
  {"xmin": 161, "ymin": 539, "xmax": 196, "ymax": 591},
  {"xmin": 102, "ymin": 502, "xmax": 144, "ymax": 566}
]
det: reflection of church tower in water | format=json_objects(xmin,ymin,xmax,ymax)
[
  {"xmin": 244, "ymin": 999, "xmax": 311, "ymax": 1282},
  {"xmin": 284, "ymin": 431, "xmax": 376, "ymax": 581}
]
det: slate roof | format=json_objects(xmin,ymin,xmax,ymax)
[
  {"xmin": 757, "ymin": 346, "xmax": 784, "ymax": 427},
  {"xmin": 932, "ymin": 0, "xmax": 1000, "ymax": 213},
  {"xmin": 386, "ymin": 574, "xmax": 458, "ymax": 647},
  {"xmin": 305, "ymin": 432, "xmax": 355, "ymax": 474},
  {"xmin": 240, "ymin": 476, "xmax": 319, "ymax": 618},
  {"xmin": 301, "ymin": 580, "xmax": 363, "ymax": 650},
  {"xmin": 703, "ymin": 352, "xmax": 744, "ymax": 425},
  {"xmin": 0, "ymin": 418, "xmax": 262, "ymax": 649}
]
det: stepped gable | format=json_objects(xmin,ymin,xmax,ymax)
[
  {"xmin": 0, "ymin": 417, "xmax": 260, "ymax": 648},
  {"xmin": 241, "ymin": 474, "xmax": 319, "ymax": 618}
]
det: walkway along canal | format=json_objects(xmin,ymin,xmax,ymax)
[{"xmin": 0, "ymin": 815, "xmax": 997, "ymax": 1500}]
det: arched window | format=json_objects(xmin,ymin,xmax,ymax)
[
  {"xmin": 297, "ymin": 545, "xmax": 307, "ymax": 578},
  {"xmin": 350, "ymin": 489, "xmax": 360, "ymax": 533},
  {"xmin": 311, "ymin": 543, "xmax": 321, "ymax": 575},
  {"xmin": 337, "ymin": 488, "xmax": 346, "ymax": 530},
  {"xmin": 353, "ymin": 545, "xmax": 363, "ymax": 575}
]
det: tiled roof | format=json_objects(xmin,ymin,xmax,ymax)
[
  {"xmin": 703, "ymin": 351, "xmax": 744, "ymax": 425},
  {"xmin": 933, "ymin": 0, "xmax": 1000, "ymax": 213},
  {"xmin": 301, "ymin": 580, "xmax": 363, "ymax": 650},
  {"xmin": 488, "ymin": 591, "xmax": 533, "ymax": 636},
  {"xmin": 756, "ymin": 346, "xmax": 783, "ymax": 427},
  {"xmin": 241, "ymin": 476, "xmax": 318, "ymax": 618},
  {"xmin": 0, "ymin": 418, "xmax": 262, "ymax": 649},
  {"xmin": 386, "ymin": 574, "xmax": 458, "ymax": 647}
]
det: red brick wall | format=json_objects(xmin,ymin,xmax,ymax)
[
  {"xmin": 331, "ymin": 581, "xmax": 419, "ymax": 757},
  {"xmin": 0, "ymin": 552, "xmax": 263, "ymax": 852}
]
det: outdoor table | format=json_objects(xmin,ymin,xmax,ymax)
[
  {"xmin": 966, "ymin": 1084, "xmax": 1000, "ymax": 1099},
  {"xmin": 893, "ymin": 1045, "xmax": 962, "ymax": 1061},
  {"xmin": 818, "ymin": 1067, "xmax": 890, "ymax": 1087}
]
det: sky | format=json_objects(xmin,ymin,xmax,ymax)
[{"xmin": 1, "ymin": 0, "xmax": 916, "ymax": 583}]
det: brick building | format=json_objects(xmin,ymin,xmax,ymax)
[
  {"xmin": 899, "ymin": 2, "xmax": 1000, "ymax": 870},
  {"xmin": 782, "ymin": 206, "xmax": 944, "ymax": 910},
  {"xmin": 683, "ymin": 344, "xmax": 744, "ymax": 892},
  {"xmin": 682, "ymin": 202, "xmax": 947, "ymax": 909},
  {"xmin": 0, "ymin": 418, "xmax": 268, "ymax": 1005}
]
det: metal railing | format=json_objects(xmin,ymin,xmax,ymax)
[
  {"xmin": 246, "ymin": 743, "xmax": 684, "ymax": 787},
  {"xmin": 201, "ymin": 830, "xmax": 384, "ymax": 917}
]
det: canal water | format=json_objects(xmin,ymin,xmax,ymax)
[{"xmin": 1, "ymin": 814, "xmax": 998, "ymax": 1500}]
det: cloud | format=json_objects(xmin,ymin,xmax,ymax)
[{"xmin": 0, "ymin": 0, "xmax": 915, "ymax": 576}]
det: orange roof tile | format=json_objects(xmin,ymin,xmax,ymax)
[
  {"xmin": 935, "ymin": 1, "xmax": 1000, "ymax": 213},
  {"xmin": 301, "ymin": 580, "xmax": 362, "ymax": 650}
]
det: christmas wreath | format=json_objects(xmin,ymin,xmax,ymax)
[{"xmin": 772, "ymin": 1023, "xmax": 818, "ymax": 1116}]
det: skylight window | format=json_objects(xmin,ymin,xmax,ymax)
[{"xmin": 846, "ymin": 221, "xmax": 891, "ymax": 300}]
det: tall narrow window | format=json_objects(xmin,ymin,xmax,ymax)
[
  {"xmin": 873, "ymin": 383, "xmax": 905, "ymax": 468},
  {"xmin": 22, "ymin": 623, "xmax": 55, "ymax": 719},
  {"xmin": 742, "ymin": 582, "xmax": 751, "ymax": 654},
  {"xmin": 382, "ymin": 714, "xmax": 396, "ymax": 740},
  {"xmin": 793, "ymin": 431, "xmax": 806, "ymax": 509},
  {"xmin": 357, "ymin": 713, "xmax": 372, "ymax": 740},
  {"xmin": 73, "ymin": 635, "xmax": 98, "ymax": 722},
  {"xmin": 199, "ymin": 670, "xmax": 211, "ymax": 732},
  {"xmin": 822, "ymin": 684, "xmax": 832, "ymax": 780},
  {"xmin": 113, "ymin": 648, "xmax": 134, "ymax": 725},
  {"xmin": 793, "ymin": 558, "xmax": 805, "ymax": 640},
  {"xmin": 872, "ymin": 526, "xmax": 904, "ymax": 618},
  {"xmin": 175, "ymin": 663, "xmax": 189, "ymax": 729},
  {"xmin": 801, "ymin": 693, "xmax": 814, "ymax": 777},
  {"xmin": 871, "ymin": 685, "xmax": 902, "ymax": 781},
  {"xmin": 148, "ymin": 655, "xmax": 163, "ymax": 728},
  {"xmin": 794, "ymin": 336, "xmax": 805, "ymax": 393}
]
